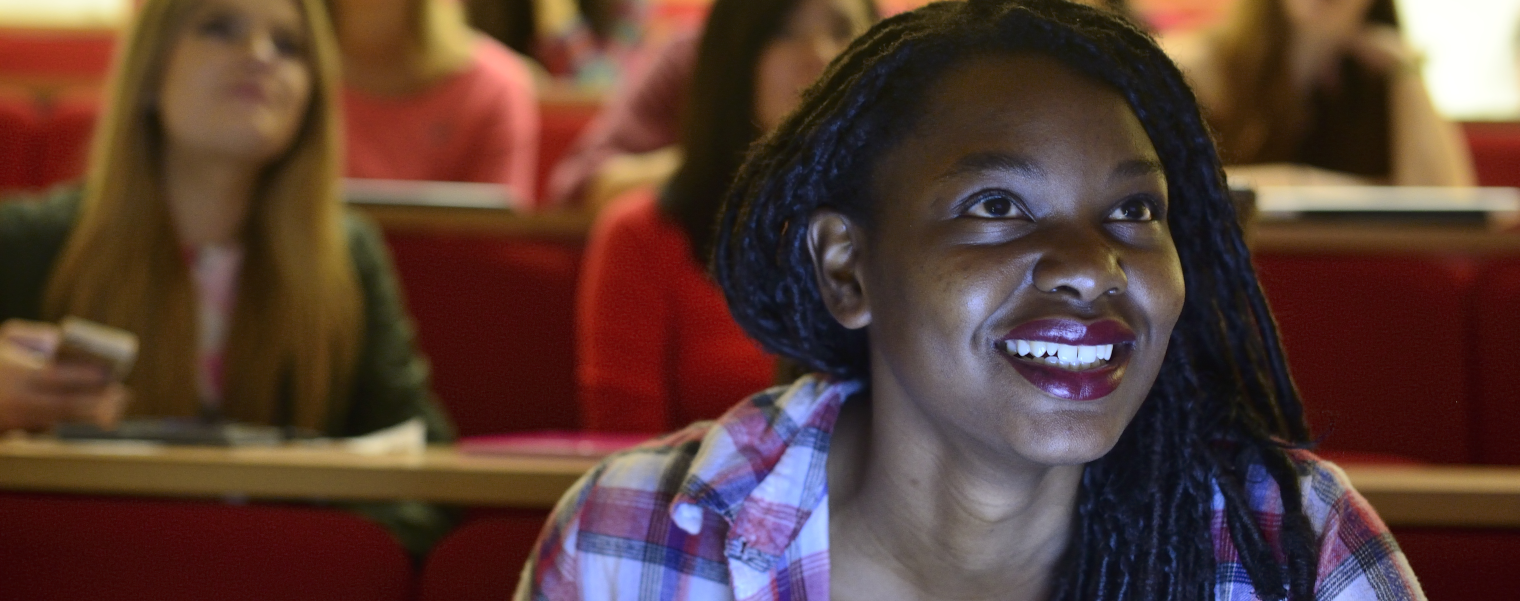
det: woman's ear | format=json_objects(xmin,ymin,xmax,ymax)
[{"xmin": 807, "ymin": 209, "xmax": 871, "ymax": 330}]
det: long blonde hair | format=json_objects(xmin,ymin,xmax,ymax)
[
  {"xmin": 417, "ymin": 0, "xmax": 476, "ymax": 79},
  {"xmin": 44, "ymin": 0, "xmax": 362, "ymax": 431}
]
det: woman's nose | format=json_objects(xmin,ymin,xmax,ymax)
[
  {"xmin": 1030, "ymin": 232, "xmax": 1127, "ymax": 303},
  {"xmin": 246, "ymin": 30, "xmax": 279, "ymax": 65}
]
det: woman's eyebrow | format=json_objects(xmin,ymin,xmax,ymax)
[
  {"xmin": 934, "ymin": 151, "xmax": 1046, "ymax": 182},
  {"xmin": 1110, "ymin": 158, "xmax": 1165, "ymax": 181}
]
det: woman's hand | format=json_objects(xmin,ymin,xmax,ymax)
[
  {"xmin": 1348, "ymin": 25, "xmax": 1421, "ymax": 77},
  {"xmin": 0, "ymin": 319, "xmax": 129, "ymax": 433}
]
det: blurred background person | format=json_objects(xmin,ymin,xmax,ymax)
[
  {"xmin": 574, "ymin": 0, "xmax": 874, "ymax": 433},
  {"xmin": 1165, "ymin": 0, "xmax": 1476, "ymax": 187},
  {"xmin": 533, "ymin": 0, "xmax": 648, "ymax": 89},
  {"xmin": 0, "ymin": 0, "xmax": 455, "ymax": 554},
  {"xmin": 542, "ymin": 30, "xmax": 694, "ymax": 208},
  {"xmin": 329, "ymin": 0, "xmax": 540, "ymax": 205}
]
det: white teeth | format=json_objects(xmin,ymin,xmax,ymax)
[
  {"xmin": 1077, "ymin": 345, "xmax": 1096, "ymax": 364},
  {"xmin": 1002, "ymin": 339, "xmax": 1121, "ymax": 370}
]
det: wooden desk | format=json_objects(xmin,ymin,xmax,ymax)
[
  {"xmin": 1343, "ymin": 464, "xmax": 1520, "ymax": 528},
  {"xmin": 2, "ymin": 439, "xmax": 1519, "ymax": 527},
  {"xmin": 0, "ymin": 439, "xmax": 596, "ymax": 508}
]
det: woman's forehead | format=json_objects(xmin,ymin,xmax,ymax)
[{"xmin": 873, "ymin": 53, "xmax": 1160, "ymax": 188}]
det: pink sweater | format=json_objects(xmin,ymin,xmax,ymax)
[{"xmin": 343, "ymin": 37, "xmax": 541, "ymax": 205}]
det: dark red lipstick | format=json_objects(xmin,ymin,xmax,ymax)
[{"xmin": 998, "ymin": 318, "xmax": 1136, "ymax": 401}]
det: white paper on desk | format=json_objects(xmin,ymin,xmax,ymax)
[{"xmin": 344, "ymin": 418, "xmax": 425, "ymax": 456}]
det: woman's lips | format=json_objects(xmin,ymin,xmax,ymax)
[
  {"xmin": 998, "ymin": 318, "xmax": 1136, "ymax": 401},
  {"xmin": 229, "ymin": 81, "xmax": 271, "ymax": 103}
]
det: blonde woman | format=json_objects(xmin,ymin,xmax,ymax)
[
  {"xmin": 330, "ymin": 0, "xmax": 541, "ymax": 205},
  {"xmin": 0, "ymin": 0, "xmax": 454, "ymax": 553}
]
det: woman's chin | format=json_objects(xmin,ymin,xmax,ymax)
[{"xmin": 995, "ymin": 412, "xmax": 1132, "ymax": 467}]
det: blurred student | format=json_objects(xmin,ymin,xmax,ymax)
[
  {"xmin": 543, "ymin": 32, "xmax": 695, "ymax": 208},
  {"xmin": 535, "ymin": 0, "xmax": 648, "ymax": 88},
  {"xmin": 330, "ymin": 0, "xmax": 540, "ymax": 204},
  {"xmin": 574, "ymin": 0, "xmax": 874, "ymax": 433},
  {"xmin": 546, "ymin": 0, "xmax": 887, "ymax": 209},
  {"xmin": 0, "ymin": 0, "xmax": 454, "ymax": 553},
  {"xmin": 1165, "ymin": 0, "xmax": 1474, "ymax": 187}
]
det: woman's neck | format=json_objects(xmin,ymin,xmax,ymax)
[
  {"xmin": 163, "ymin": 145, "xmax": 259, "ymax": 248},
  {"xmin": 828, "ymin": 391, "xmax": 1082, "ymax": 601},
  {"xmin": 337, "ymin": 4, "xmax": 429, "ymax": 96}
]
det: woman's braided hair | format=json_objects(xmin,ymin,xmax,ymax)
[{"xmin": 713, "ymin": 0, "xmax": 1317, "ymax": 598}]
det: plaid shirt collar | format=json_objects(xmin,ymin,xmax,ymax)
[{"xmin": 665, "ymin": 376, "xmax": 863, "ymax": 567}]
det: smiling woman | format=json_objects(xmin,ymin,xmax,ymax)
[
  {"xmin": 0, "ymin": 0, "xmax": 455, "ymax": 555},
  {"xmin": 517, "ymin": 0, "xmax": 1423, "ymax": 600}
]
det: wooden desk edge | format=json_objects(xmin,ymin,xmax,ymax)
[
  {"xmin": 4, "ymin": 447, "xmax": 1520, "ymax": 527},
  {"xmin": 0, "ymin": 445, "xmax": 600, "ymax": 508}
]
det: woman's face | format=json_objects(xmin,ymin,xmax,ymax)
[
  {"xmin": 813, "ymin": 54, "xmax": 1185, "ymax": 467},
  {"xmin": 157, "ymin": 0, "xmax": 313, "ymax": 164},
  {"xmin": 754, "ymin": 0, "xmax": 872, "ymax": 132}
]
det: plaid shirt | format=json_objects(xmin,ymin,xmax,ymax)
[{"xmin": 517, "ymin": 376, "xmax": 1423, "ymax": 601}]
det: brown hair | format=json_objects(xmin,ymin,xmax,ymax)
[
  {"xmin": 44, "ymin": 0, "xmax": 362, "ymax": 430},
  {"xmin": 1209, "ymin": 0, "xmax": 1398, "ymax": 176}
]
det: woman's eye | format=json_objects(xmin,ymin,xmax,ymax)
[
  {"xmin": 196, "ymin": 14, "xmax": 240, "ymax": 40},
  {"xmin": 272, "ymin": 30, "xmax": 305, "ymax": 57},
  {"xmin": 965, "ymin": 193, "xmax": 1025, "ymax": 219},
  {"xmin": 1107, "ymin": 197, "xmax": 1156, "ymax": 222}
]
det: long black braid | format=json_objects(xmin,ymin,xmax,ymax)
[{"xmin": 712, "ymin": 1, "xmax": 1317, "ymax": 599}]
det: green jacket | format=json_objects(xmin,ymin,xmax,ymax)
[{"xmin": 0, "ymin": 188, "xmax": 459, "ymax": 555}]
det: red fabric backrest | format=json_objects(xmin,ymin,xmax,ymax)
[
  {"xmin": 0, "ymin": 492, "xmax": 413, "ymax": 601},
  {"xmin": 0, "ymin": 30, "xmax": 116, "ymax": 80},
  {"xmin": 419, "ymin": 511, "xmax": 551, "ymax": 600},
  {"xmin": 385, "ymin": 232, "xmax": 582, "ymax": 436},
  {"xmin": 1392, "ymin": 527, "xmax": 1520, "ymax": 598},
  {"xmin": 1472, "ymin": 257, "xmax": 1520, "ymax": 464},
  {"xmin": 36, "ymin": 97, "xmax": 98, "ymax": 189},
  {"xmin": 536, "ymin": 102, "xmax": 599, "ymax": 205},
  {"xmin": 0, "ymin": 94, "xmax": 38, "ymax": 193},
  {"xmin": 1462, "ymin": 122, "xmax": 1520, "ymax": 188},
  {"xmin": 1254, "ymin": 254, "xmax": 1478, "ymax": 463}
]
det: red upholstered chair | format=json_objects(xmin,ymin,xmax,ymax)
[
  {"xmin": 0, "ymin": 492, "xmax": 413, "ymax": 601},
  {"xmin": 1253, "ymin": 254, "xmax": 1478, "ymax": 463},
  {"xmin": 385, "ymin": 233, "xmax": 583, "ymax": 437},
  {"xmin": 1472, "ymin": 256, "xmax": 1520, "ymax": 465},
  {"xmin": 0, "ymin": 93, "xmax": 39, "ymax": 193},
  {"xmin": 535, "ymin": 101, "xmax": 600, "ymax": 206},
  {"xmin": 1462, "ymin": 122, "xmax": 1520, "ymax": 188},
  {"xmin": 419, "ymin": 511, "xmax": 551, "ymax": 600},
  {"xmin": 1393, "ymin": 527, "xmax": 1520, "ymax": 599},
  {"xmin": 36, "ymin": 96, "xmax": 99, "ymax": 189},
  {"xmin": 0, "ymin": 31, "xmax": 116, "ymax": 82}
]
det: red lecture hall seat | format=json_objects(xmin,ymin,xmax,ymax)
[
  {"xmin": 385, "ymin": 233, "xmax": 583, "ymax": 437},
  {"xmin": 0, "ymin": 493, "xmax": 413, "ymax": 601},
  {"xmin": 1254, "ymin": 254, "xmax": 1478, "ymax": 464}
]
